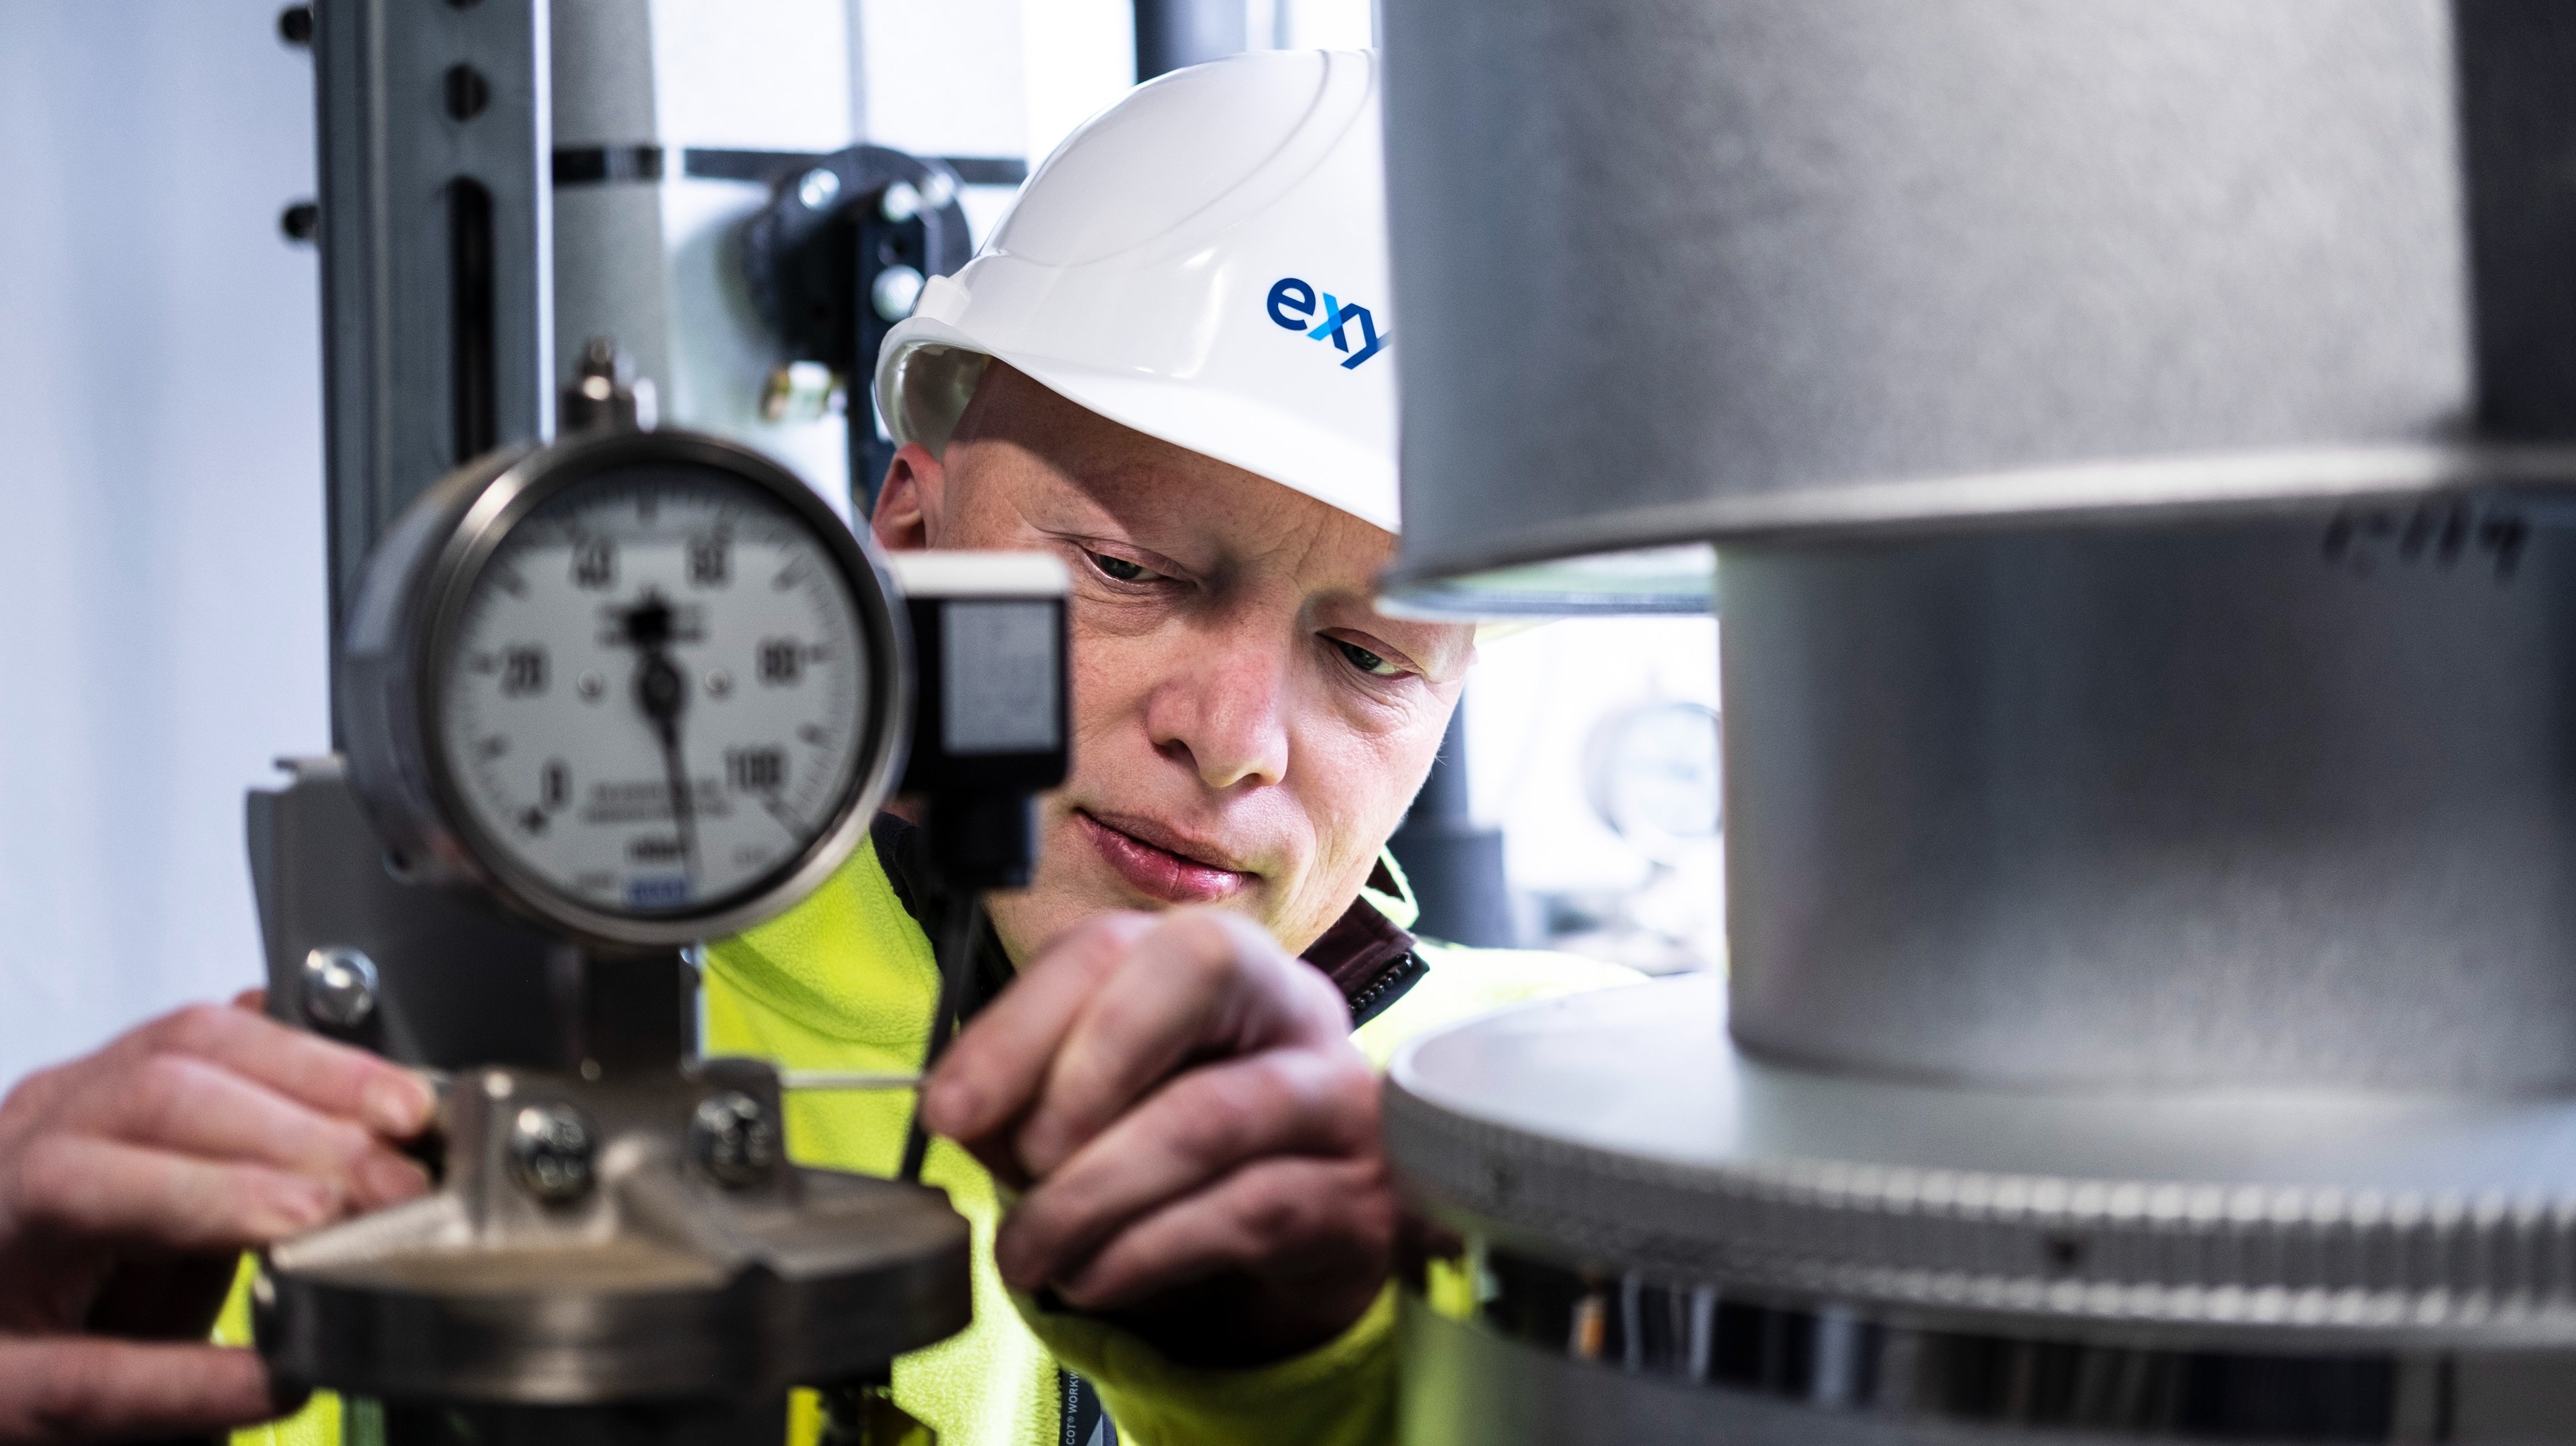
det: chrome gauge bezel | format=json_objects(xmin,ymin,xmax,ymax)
[{"xmin": 357, "ymin": 428, "xmax": 910, "ymax": 949}]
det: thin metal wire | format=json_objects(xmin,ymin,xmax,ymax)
[{"xmin": 780, "ymin": 1071, "xmax": 920, "ymax": 1091}]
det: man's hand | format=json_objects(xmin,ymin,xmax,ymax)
[
  {"xmin": 922, "ymin": 911, "xmax": 1394, "ymax": 1368},
  {"xmin": 0, "ymin": 994, "xmax": 436, "ymax": 1443}
]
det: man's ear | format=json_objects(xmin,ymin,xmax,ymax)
[{"xmin": 871, "ymin": 441, "xmax": 945, "ymax": 552}]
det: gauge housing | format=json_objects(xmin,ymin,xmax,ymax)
[{"xmin": 339, "ymin": 428, "xmax": 911, "ymax": 948}]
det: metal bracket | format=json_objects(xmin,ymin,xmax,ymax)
[{"xmin": 312, "ymin": 0, "xmax": 555, "ymax": 730}]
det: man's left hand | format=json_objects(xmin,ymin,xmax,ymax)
[{"xmin": 920, "ymin": 910, "xmax": 1393, "ymax": 1367}]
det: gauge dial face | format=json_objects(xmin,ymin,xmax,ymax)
[
  {"xmin": 437, "ymin": 463, "xmax": 871, "ymax": 918},
  {"xmin": 1587, "ymin": 701, "xmax": 1721, "ymax": 864}
]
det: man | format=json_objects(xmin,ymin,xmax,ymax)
[
  {"xmin": 706, "ymin": 48, "xmax": 1629, "ymax": 1445},
  {"xmin": 0, "ymin": 48, "xmax": 1627, "ymax": 1446}
]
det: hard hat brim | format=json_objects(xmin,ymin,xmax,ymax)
[{"xmin": 879, "ymin": 318, "xmax": 1403, "ymax": 537}]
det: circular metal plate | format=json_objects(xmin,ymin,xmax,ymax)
[
  {"xmin": 1387, "ymin": 977, "xmax": 2576, "ymax": 1345},
  {"xmin": 260, "ymin": 1168, "xmax": 969, "ymax": 1404}
]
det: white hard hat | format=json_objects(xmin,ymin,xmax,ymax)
[{"xmin": 873, "ymin": 49, "xmax": 1399, "ymax": 533}]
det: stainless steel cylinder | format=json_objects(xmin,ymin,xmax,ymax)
[
  {"xmin": 1376, "ymin": 0, "xmax": 2576, "ymax": 1437},
  {"xmin": 1725, "ymin": 507, "xmax": 2576, "ymax": 1091},
  {"xmin": 1379, "ymin": 0, "xmax": 2576, "ymax": 592}
]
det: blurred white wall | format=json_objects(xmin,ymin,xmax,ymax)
[{"xmin": 0, "ymin": 2, "xmax": 331, "ymax": 1084}]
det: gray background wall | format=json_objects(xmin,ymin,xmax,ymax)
[{"xmin": 0, "ymin": 0, "xmax": 331, "ymax": 1083}]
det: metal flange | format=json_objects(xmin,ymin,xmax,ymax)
[{"xmin": 257, "ymin": 1060, "xmax": 970, "ymax": 1404}]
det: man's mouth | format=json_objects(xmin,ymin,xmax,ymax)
[{"xmin": 1073, "ymin": 810, "xmax": 1257, "ymax": 905}]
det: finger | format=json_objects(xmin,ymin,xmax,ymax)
[
  {"xmin": 1012, "ymin": 912, "xmax": 1348, "ymax": 1178},
  {"xmin": 994, "ymin": 1049, "xmax": 1375, "ymax": 1291},
  {"xmin": 1051, "ymin": 1154, "xmax": 1397, "ymax": 1312},
  {"xmin": 112, "ymin": 1004, "xmax": 434, "ymax": 1139},
  {"xmin": 922, "ymin": 913, "xmax": 1157, "ymax": 1148},
  {"xmin": 8, "ymin": 1135, "xmax": 340, "ymax": 1251},
  {"xmin": 231, "ymin": 988, "xmax": 267, "ymax": 1012},
  {"xmin": 0, "ymin": 1337, "xmax": 291, "ymax": 1443},
  {"xmin": 73, "ymin": 1054, "xmax": 426, "ymax": 1211}
]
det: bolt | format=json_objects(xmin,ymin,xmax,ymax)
[
  {"xmin": 689, "ymin": 1091, "xmax": 780, "ymax": 1188},
  {"xmin": 276, "ymin": 6, "xmax": 313, "ymax": 46},
  {"xmin": 508, "ymin": 1103, "xmax": 596, "ymax": 1203},
  {"xmin": 705, "ymin": 668, "xmax": 733, "ymax": 698},
  {"xmin": 917, "ymin": 170, "xmax": 957, "ymax": 211},
  {"xmin": 871, "ymin": 264, "xmax": 926, "ymax": 323},
  {"xmin": 879, "ymin": 180, "xmax": 922, "ymax": 223},
  {"xmin": 279, "ymin": 201, "xmax": 320, "ymax": 244},
  {"xmin": 444, "ymin": 64, "xmax": 489, "ymax": 121},
  {"xmin": 301, "ymin": 946, "xmax": 378, "ymax": 1030},
  {"xmin": 797, "ymin": 167, "xmax": 842, "ymax": 212}
]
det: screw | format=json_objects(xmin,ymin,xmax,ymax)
[
  {"xmin": 276, "ymin": 5, "xmax": 313, "ymax": 46},
  {"xmin": 279, "ymin": 201, "xmax": 320, "ymax": 243},
  {"xmin": 508, "ymin": 1103, "xmax": 596, "ymax": 1203},
  {"xmin": 879, "ymin": 180, "xmax": 922, "ymax": 223},
  {"xmin": 705, "ymin": 668, "xmax": 733, "ymax": 698},
  {"xmin": 301, "ymin": 946, "xmax": 378, "ymax": 1030},
  {"xmin": 797, "ymin": 167, "xmax": 842, "ymax": 212},
  {"xmin": 444, "ymin": 64, "xmax": 489, "ymax": 121},
  {"xmin": 578, "ymin": 670, "xmax": 605, "ymax": 700},
  {"xmin": 870, "ymin": 264, "xmax": 926, "ymax": 323},
  {"xmin": 689, "ymin": 1091, "xmax": 780, "ymax": 1188}
]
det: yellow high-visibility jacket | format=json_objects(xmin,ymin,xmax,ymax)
[{"xmin": 225, "ymin": 824, "xmax": 1633, "ymax": 1446}]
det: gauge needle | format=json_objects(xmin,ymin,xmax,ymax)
[{"xmin": 623, "ymin": 592, "xmax": 700, "ymax": 884}]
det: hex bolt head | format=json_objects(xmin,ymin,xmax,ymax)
[
  {"xmin": 688, "ymin": 1091, "xmax": 780, "ymax": 1188},
  {"xmin": 871, "ymin": 264, "xmax": 926, "ymax": 323},
  {"xmin": 797, "ymin": 167, "xmax": 843, "ymax": 212},
  {"xmin": 301, "ymin": 946, "xmax": 378, "ymax": 1030},
  {"xmin": 878, "ymin": 180, "xmax": 922, "ymax": 223},
  {"xmin": 508, "ymin": 1103, "xmax": 597, "ymax": 1204}
]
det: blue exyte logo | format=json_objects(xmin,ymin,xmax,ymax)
[{"xmin": 1265, "ymin": 277, "xmax": 1390, "ymax": 370}]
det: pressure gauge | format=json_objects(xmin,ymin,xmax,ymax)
[
  {"xmin": 340, "ymin": 429, "xmax": 909, "ymax": 948},
  {"xmin": 1582, "ymin": 700, "xmax": 1721, "ymax": 866}
]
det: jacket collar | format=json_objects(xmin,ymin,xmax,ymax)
[{"xmin": 868, "ymin": 812, "xmax": 1424, "ymax": 1024}]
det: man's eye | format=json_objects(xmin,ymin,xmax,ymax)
[
  {"xmin": 1334, "ymin": 638, "xmax": 1406, "ymax": 677},
  {"xmin": 1089, "ymin": 551, "xmax": 1152, "ymax": 583}
]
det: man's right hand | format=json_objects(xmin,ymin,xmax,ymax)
[{"xmin": 0, "ymin": 995, "xmax": 435, "ymax": 1443}]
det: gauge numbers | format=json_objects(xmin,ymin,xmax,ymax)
[{"xmin": 439, "ymin": 464, "xmax": 868, "ymax": 917}]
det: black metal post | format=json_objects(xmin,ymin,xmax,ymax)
[
  {"xmin": 1386, "ymin": 704, "xmax": 1516, "ymax": 947},
  {"xmin": 1134, "ymin": 0, "xmax": 1245, "ymax": 79}
]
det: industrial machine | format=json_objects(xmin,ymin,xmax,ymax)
[
  {"xmin": 1377, "ymin": 1, "xmax": 2576, "ymax": 1441},
  {"xmin": 242, "ymin": 3, "xmax": 1070, "ymax": 1439}
]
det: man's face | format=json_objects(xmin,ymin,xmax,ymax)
[{"xmin": 874, "ymin": 363, "xmax": 1472, "ymax": 960}]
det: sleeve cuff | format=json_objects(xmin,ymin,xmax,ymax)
[{"xmin": 1014, "ymin": 1284, "xmax": 1398, "ymax": 1446}]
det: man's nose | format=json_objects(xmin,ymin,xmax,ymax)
[{"xmin": 1144, "ymin": 636, "xmax": 1293, "ymax": 792}]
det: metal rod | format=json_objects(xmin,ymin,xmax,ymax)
[{"xmin": 778, "ymin": 1070, "xmax": 922, "ymax": 1092}]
